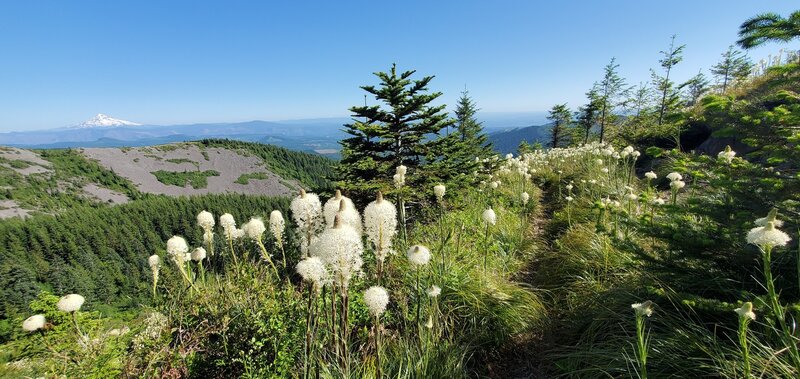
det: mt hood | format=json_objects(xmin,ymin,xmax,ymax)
[{"xmin": 73, "ymin": 114, "xmax": 141, "ymax": 128}]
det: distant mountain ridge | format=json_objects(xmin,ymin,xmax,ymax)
[
  {"xmin": 488, "ymin": 123, "xmax": 552, "ymax": 154},
  {"xmin": 1, "ymin": 112, "xmax": 550, "ymax": 157},
  {"xmin": 0, "ymin": 119, "xmax": 346, "ymax": 156}
]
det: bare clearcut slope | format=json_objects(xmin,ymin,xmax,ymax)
[{"xmin": 81, "ymin": 144, "xmax": 296, "ymax": 196}]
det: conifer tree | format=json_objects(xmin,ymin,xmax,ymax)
[
  {"xmin": 338, "ymin": 64, "xmax": 455, "ymax": 197},
  {"xmin": 575, "ymin": 88, "xmax": 601, "ymax": 144},
  {"xmin": 711, "ymin": 46, "xmax": 753, "ymax": 92},
  {"xmin": 454, "ymin": 90, "xmax": 493, "ymax": 160},
  {"xmin": 737, "ymin": 10, "xmax": 800, "ymax": 50},
  {"xmin": 547, "ymin": 103, "xmax": 572, "ymax": 148},
  {"xmin": 681, "ymin": 70, "xmax": 710, "ymax": 106},
  {"xmin": 595, "ymin": 58, "xmax": 628, "ymax": 143},
  {"xmin": 427, "ymin": 90, "xmax": 493, "ymax": 188},
  {"xmin": 652, "ymin": 35, "xmax": 686, "ymax": 127},
  {"xmin": 517, "ymin": 141, "xmax": 533, "ymax": 155},
  {"xmin": 623, "ymin": 82, "xmax": 655, "ymax": 133}
]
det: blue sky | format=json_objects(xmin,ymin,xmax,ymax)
[{"xmin": 0, "ymin": 1, "xmax": 796, "ymax": 131}]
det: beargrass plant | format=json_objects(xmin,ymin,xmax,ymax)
[{"xmin": 746, "ymin": 216, "xmax": 799, "ymax": 369}]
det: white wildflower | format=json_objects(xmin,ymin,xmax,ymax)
[
  {"xmin": 196, "ymin": 210, "xmax": 215, "ymax": 232},
  {"xmin": 22, "ymin": 314, "xmax": 46, "ymax": 332},
  {"xmin": 291, "ymin": 189, "xmax": 323, "ymax": 253},
  {"xmin": 167, "ymin": 236, "xmax": 189, "ymax": 264},
  {"xmin": 631, "ymin": 300, "xmax": 654, "ymax": 317},
  {"xmin": 242, "ymin": 218, "xmax": 266, "ymax": 240},
  {"xmin": 296, "ymin": 256, "xmax": 329, "ymax": 289},
  {"xmin": 220, "ymin": 213, "xmax": 236, "ymax": 238},
  {"xmin": 363, "ymin": 286, "xmax": 389, "ymax": 317},
  {"xmin": 191, "ymin": 247, "xmax": 207, "ymax": 262},
  {"xmin": 747, "ymin": 221, "xmax": 791, "ymax": 250},
  {"xmin": 323, "ymin": 190, "xmax": 355, "ymax": 227},
  {"xmin": 57, "ymin": 294, "xmax": 85, "ymax": 313},
  {"xmin": 670, "ymin": 180, "xmax": 686, "ymax": 189},
  {"xmin": 434, "ymin": 184, "xmax": 446, "ymax": 200},
  {"xmin": 407, "ymin": 244, "xmax": 432, "ymax": 266},
  {"xmin": 644, "ymin": 171, "xmax": 657, "ymax": 180},
  {"xmin": 270, "ymin": 210, "xmax": 285, "ymax": 242},
  {"xmin": 335, "ymin": 199, "xmax": 363, "ymax": 235},
  {"xmin": 364, "ymin": 192, "xmax": 398, "ymax": 262},
  {"xmin": 718, "ymin": 145, "xmax": 736, "ymax": 164},
  {"xmin": 427, "ymin": 285, "xmax": 441, "ymax": 298},
  {"xmin": 482, "ymin": 207, "xmax": 497, "ymax": 225},
  {"xmin": 754, "ymin": 208, "xmax": 784, "ymax": 228},
  {"xmin": 393, "ymin": 173, "xmax": 405, "ymax": 188},
  {"xmin": 735, "ymin": 302, "xmax": 756, "ymax": 321},
  {"xmin": 521, "ymin": 192, "xmax": 530, "ymax": 205},
  {"xmin": 666, "ymin": 172, "xmax": 683, "ymax": 181},
  {"xmin": 148, "ymin": 254, "xmax": 160, "ymax": 269},
  {"xmin": 309, "ymin": 217, "xmax": 363, "ymax": 290}
]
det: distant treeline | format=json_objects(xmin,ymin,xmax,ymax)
[{"xmin": 0, "ymin": 194, "xmax": 290, "ymax": 323}]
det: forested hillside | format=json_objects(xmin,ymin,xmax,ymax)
[{"xmin": 0, "ymin": 140, "xmax": 334, "ymax": 341}]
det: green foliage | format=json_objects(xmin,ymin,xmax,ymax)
[
  {"xmin": 1, "ymin": 292, "xmax": 132, "ymax": 378},
  {"xmin": 547, "ymin": 103, "xmax": 573, "ymax": 148},
  {"xmin": 700, "ymin": 63, "xmax": 800, "ymax": 170},
  {"xmin": 521, "ymin": 141, "xmax": 799, "ymax": 377},
  {"xmin": 737, "ymin": 10, "xmax": 800, "ymax": 49},
  {"xmin": 425, "ymin": 90, "xmax": 494, "ymax": 191},
  {"xmin": 152, "ymin": 169, "xmax": 220, "ymax": 189},
  {"xmin": 711, "ymin": 45, "xmax": 753, "ymax": 92},
  {"xmin": 165, "ymin": 158, "xmax": 199, "ymax": 167},
  {"xmin": 595, "ymin": 57, "xmax": 628, "ymax": 143},
  {"xmin": 0, "ymin": 194, "xmax": 291, "ymax": 319},
  {"xmin": 338, "ymin": 64, "xmax": 456, "ymax": 200},
  {"xmin": 235, "ymin": 172, "xmax": 269, "ymax": 185}
]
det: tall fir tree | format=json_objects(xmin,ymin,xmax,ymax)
[
  {"xmin": 454, "ymin": 90, "xmax": 493, "ymax": 160},
  {"xmin": 338, "ymin": 64, "xmax": 455, "ymax": 198},
  {"xmin": 711, "ymin": 46, "xmax": 753, "ymax": 92},
  {"xmin": 428, "ymin": 90, "xmax": 494, "ymax": 188},
  {"xmin": 595, "ymin": 58, "xmax": 628, "ymax": 143},
  {"xmin": 622, "ymin": 82, "xmax": 655, "ymax": 133},
  {"xmin": 575, "ymin": 88, "xmax": 601, "ymax": 144},
  {"xmin": 681, "ymin": 70, "xmax": 710, "ymax": 106},
  {"xmin": 652, "ymin": 35, "xmax": 686, "ymax": 127},
  {"xmin": 547, "ymin": 103, "xmax": 572, "ymax": 148}
]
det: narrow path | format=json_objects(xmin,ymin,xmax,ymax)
[{"xmin": 488, "ymin": 183, "xmax": 560, "ymax": 379}]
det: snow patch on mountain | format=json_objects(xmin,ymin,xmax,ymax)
[{"xmin": 73, "ymin": 114, "xmax": 141, "ymax": 128}]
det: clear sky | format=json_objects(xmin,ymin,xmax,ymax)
[{"xmin": 0, "ymin": 1, "xmax": 796, "ymax": 131}]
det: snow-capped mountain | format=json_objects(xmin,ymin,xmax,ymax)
[{"xmin": 72, "ymin": 114, "xmax": 141, "ymax": 129}]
